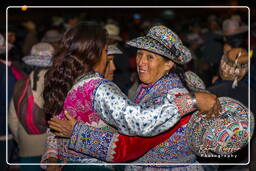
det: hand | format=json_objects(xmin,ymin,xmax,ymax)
[
  {"xmin": 48, "ymin": 111, "xmax": 76, "ymax": 138},
  {"xmin": 194, "ymin": 92, "xmax": 221, "ymax": 119},
  {"xmin": 46, "ymin": 157, "xmax": 61, "ymax": 171}
]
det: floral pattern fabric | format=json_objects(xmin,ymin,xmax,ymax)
[{"xmin": 69, "ymin": 73, "xmax": 200, "ymax": 170}]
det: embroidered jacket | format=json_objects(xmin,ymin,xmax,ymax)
[
  {"xmin": 42, "ymin": 72, "xmax": 195, "ymax": 163},
  {"xmin": 68, "ymin": 72, "xmax": 197, "ymax": 164}
]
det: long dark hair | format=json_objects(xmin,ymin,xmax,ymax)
[{"xmin": 43, "ymin": 23, "xmax": 107, "ymax": 119}]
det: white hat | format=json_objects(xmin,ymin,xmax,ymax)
[
  {"xmin": 22, "ymin": 42, "xmax": 55, "ymax": 67},
  {"xmin": 104, "ymin": 24, "xmax": 122, "ymax": 41}
]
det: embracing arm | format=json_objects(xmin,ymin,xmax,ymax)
[
  {"xmin": 69, "ymin": 114, "xmax": 192, "ymax": 162},
  {"xmin": 93, "ymin": 81, "xmax": 196, "ymax": 136}
]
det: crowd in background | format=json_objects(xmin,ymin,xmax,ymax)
[{"xmin": 0, "ymin": 8, "xmax": 256, "ymax": 171}]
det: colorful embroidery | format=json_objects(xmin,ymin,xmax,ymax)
[
  {"xmin": 187, "ymin": 97, "xmax": 254, "ymax": 156},
  {"xmin": 70, "ymin": 122, "xmax": 117, "ymax": 161},
  {"xmin": 127, "ymin": 25, "xmax": 192, "ymax": 65}
]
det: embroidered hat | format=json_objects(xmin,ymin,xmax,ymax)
[
  {"xmin": 126, "ymin": 25, "xmax": 192, "ymax": 65},
  {"xmin": 184, "ymin": 71, "xmax": 206, "ymax": 92},
  {"xmin": 107, "ymin": 45, "xmax": 122, "ymax": 55},
  {"xmin": 104, "ymin": 24, "xmax": 122, "ymax": 41},
  {"xmin": 22, "ymin": 42, "xmax": 55, "ymax": 67},
  {"xmin": 219, "ymin": 48, "xmax": 248, "ymax": 88},
  {"xmin": 41, "ymin": 29, "xmax": 62, "ymax": 43},
  {"xmin": 222, "ymin": 18, "xmax": 248, "ymax": 36},
  {"xmin": 186, "ymin": 97, "xmax": 255, "ymax": 156}
]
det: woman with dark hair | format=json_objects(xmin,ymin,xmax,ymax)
[{"xmin": 47, "ymin": 25, "xmax": 221, "ymax": 170}]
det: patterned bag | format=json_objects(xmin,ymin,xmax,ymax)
[{"xmin": 13, "ymin": 76, "xmax": 47, "ymax": 134}]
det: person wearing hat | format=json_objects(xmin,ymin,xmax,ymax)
[
  {"xmin": 41, "ymin": 29, "xmax": 63, "ymax": 52},
  {"xmin": 48, "ymin": 25, "xmax": 220, "ymax": 170},
  {"xmin": 104, "ymin": 23, "xmax": 132, "ymax": 95},
  {"xmin": 104, "ymin": 44, "xmax": 122, "ymax": 81},
  {"xmin": 0, "ymin": 33, "xmax": 19, "ymax": 171},
  {"xmin": 207, "ymin": 17, "xmax": 256, "ymax": 169},
  {"xmin": 8, "ymin": 42, "xmax": 55, "ymax": 171},
  {"xmin": 209, "ymin": 17, "xmax": 252, "ymax": 109}
]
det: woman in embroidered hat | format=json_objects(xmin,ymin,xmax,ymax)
[
  {"xmin": 8, "ymin": 42, "xmax": 55, "ymax": 171},
  {"xmin": 47, "ymin": 25, "xmax": 221, "ymax": 170}
]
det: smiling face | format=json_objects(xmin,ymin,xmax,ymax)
[{"xmin": 136, "ymin": 49, "xmax": 174, "ymax": 85}]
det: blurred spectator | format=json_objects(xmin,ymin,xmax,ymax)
[
  {"xmin": 22, "ymin": 21, "xmax": 38, "ymax": 56},
  {"xmin": 105, "ymin": 23, "xmax": 132, "ymax": 94},
  {"xmin": 201, "ymin": 15, "xmax": 223, "ymax": 79},
  {"xmin": 0, "ymin": 33, "xmax": 18, "ymax": 171},
  {"xmin": 41, "ymin": 29, "xmax": 62, "ymax": 52},
  {"xmin": 9, "ymin": 42, "xmax": 55, "ymax": 171},
  {"xmin": 6, "ymin": 25, "xmax": 22, "ymax": 62},
  {"xmin": 207, "ymin": 17, "xmax": 255, "ymax": 170},
  {"xmin": 64, "ymin": 14, "xmax": 80, "ymax": 31}
]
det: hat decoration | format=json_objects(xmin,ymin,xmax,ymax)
[
  {"xmin": 22, "ymin": 42, "xmax": 55, "ymax": 67},
  {"xmin": 186, "ymin": 97, "xmax": 254, "ymax": 156},
  {"xmin": 126, "ymin": 25, "xmax": 192, "ymax": 65}
]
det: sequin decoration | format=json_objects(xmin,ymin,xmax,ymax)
[{"xmin": 186, "ymin": 97, "xmax": 255, "ymax": 155}]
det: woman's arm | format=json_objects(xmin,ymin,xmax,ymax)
[
  {"xmin": 68, "ymin": 115, "xmax": 191, "ymax": 162},
  {"xmin": 8, "ymin": 99, "xmax": 19, "ymax": 142},
  {"xmin": 93, "ymin": 81, "xmax": 196, "ymax": 136},
  {"xmin": 41, "ymin": 128, "xmax": 58, "ymax": 163}
]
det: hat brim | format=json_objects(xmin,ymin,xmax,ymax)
[
  {"xmin": 127, "ymin": 36, "xmax": 191, "ymax": 64},
  {"xmin": 22, "ymin": 55, "xmax": 52, "ymax": 67},
  {"xmin": 186, "ymin": 97, "xmax": 254, "ymax": 155},
  {"xmin": 222, "ymin": 25, "xmax": 248, "ymax": 36}
]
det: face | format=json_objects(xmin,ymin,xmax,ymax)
[
  {"xmin": 93, "ymin": 45, "xmax": 108, "ymax": 75},
  {"xmin": 8, "ymin": 32, "xmax": 16, "ymax": 44},
  {"xmin": 104, "ymin": 55, "xmax": 116, "ymax": 80},
  {"xmin": 136, "ymin": 49, "xmax": 174, "ymax": 85}
]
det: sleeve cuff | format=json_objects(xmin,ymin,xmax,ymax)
[{"xmin": 173, "ymin": 93, "xmax": 196, "ymax": 116}]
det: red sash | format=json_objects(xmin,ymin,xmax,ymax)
[{"xmin": 113, "ymin": 115, "xmax": 191, "ymax": 162}]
